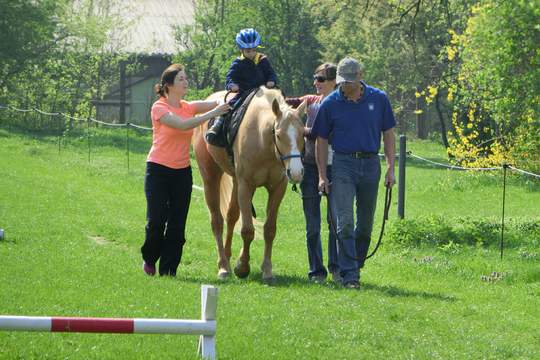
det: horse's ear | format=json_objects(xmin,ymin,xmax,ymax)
[
  {"xmin": 296, "ymin": 100, "xmax": 307, "ymax": 117},
  {"xmin": 272, "ymin": 99, "xmax": 282, "ymax": 119}
]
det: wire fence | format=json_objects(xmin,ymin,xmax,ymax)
[
  {"xmin": 0, "ymin": 104, "xmax": 153, "ymax": 130},
  {"xmin": 407, "ymin": 152, "xmax": 540, "ymax": 178},
  {"xmin": 2, "ymin": 105, "xmax": 539, "ymax": 259},
  {"xmin": 0, "ymin": 103, "xmax": 153, "ymax": 171},
  {"xmin": 407, "ymin": 153, "xmax": 501, "ymax": 172},
  {"xmin": 399, "ymin": 139, "xmax": 539, "ymax": 260},
  {"xmin": 2, "ymin": 103, "xmax": 539, "ymax": 178}
]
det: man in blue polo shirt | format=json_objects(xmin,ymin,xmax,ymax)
[{"xmin": 312, "ymin": 57, "xmax": 396, "ymax": 289}]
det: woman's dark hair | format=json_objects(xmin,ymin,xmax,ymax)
[
  {"xmin": 154, "ymin": 63, "xmax": 184, "ymax": 97},
  {"xmin": 314, "ymin": 63, "xmax": 337, "ymax": 81}
]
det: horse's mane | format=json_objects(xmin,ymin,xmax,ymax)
[
  {"xmin": 259, "ymin": 87, "xmax": 284, "ymax": 101},
  {"xmin": 258, "ymin": 87, "xmax": 290, "ymax": 115}
]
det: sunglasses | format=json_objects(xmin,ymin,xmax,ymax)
[{"xmin": 313, "ymin": 75, "xmax": 327, "ymax": 83}]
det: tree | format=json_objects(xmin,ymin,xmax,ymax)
[
  {"xmin": 174, "ymin": 0, "xmax": 321, "ymax": 96},
  {"xmin": 1, "ymin": 0, "xmax": 130, "ymax": 131},
  {"xmin": 446, "ymin": 0, "xmax": 540, "ymax": 171},
  {"xmin": 0, "ymin": 0, "xmax": 63, "ymax": 92},
  {"xmin": 312, "ymin": 0, "xmax": 475, "ymax": 141}
]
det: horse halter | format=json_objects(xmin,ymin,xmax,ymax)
[{"xmin": 271, "ymin": 121, "xmax": 303, "ymax": 180}]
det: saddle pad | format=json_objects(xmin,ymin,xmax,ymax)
[{"xmin": 226, "ymin": 88, "xmax": 259, "ymax": 148}]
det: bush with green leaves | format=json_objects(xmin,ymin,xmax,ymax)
[{"xmin": 386, "ymin": 215, "xmax": 539, "ymax": 250}]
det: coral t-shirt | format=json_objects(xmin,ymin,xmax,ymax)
[{"xmin": 147, "ymin": 97, "xmax": 197, "ymax": 169}]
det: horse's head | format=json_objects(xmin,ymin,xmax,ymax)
[{"xmin": 271, "ymin": 99, "xmax": 306, "ymax": 184}]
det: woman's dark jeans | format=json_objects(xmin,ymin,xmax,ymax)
[
  {"xmin": 141, "ymin": 162, "xmax": 192, "ymax": 276},
  {"xmin": 300, "ymin": 163, "xmax": 338, "ymax": 279}
]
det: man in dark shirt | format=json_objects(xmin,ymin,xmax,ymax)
[{"xmin": 312, "ymin": 57, "xmax": 396, "ymax": 289}]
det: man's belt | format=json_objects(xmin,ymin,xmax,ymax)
[{"xmin": 337, "ymin": 151, "xmax": 378, "ymax": 159}]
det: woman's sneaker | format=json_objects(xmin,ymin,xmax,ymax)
[
  {"xmin": 309, "ymin": 274, "xmax": 326, "ymax": 284},
  {"xmin": 331, "ymin": 270, "xmax": 342, "ymax": 283},
  {"xmin": 142, "ymin": 261, "xmax": 156, "ymax": 276}
]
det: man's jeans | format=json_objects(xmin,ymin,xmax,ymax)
[
  {"xmin": 330, "ymin": 153, "xmax": 381, "ymax": 284},
  {"xmin": 300, "ymin": 163, "xmax": 338, "ymax": 279}
]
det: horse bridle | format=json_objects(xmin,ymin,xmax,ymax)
[{"xmin": 271, "ymin": 122, "xmax": 303, "ymax": 171}]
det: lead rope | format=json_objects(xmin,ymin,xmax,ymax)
[
  {"xmin": 322, "ymin": 184, "xmax": 392, "ymax": 262},
  {"xmin": 366, "ymin": 185, "xmax": 392, "ymax": 260}
]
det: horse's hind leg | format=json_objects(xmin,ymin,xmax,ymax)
[
  {"xmin": 208, "ymin": 180, "xmax": 232, "ymax": 279},
  {"xmin": 261, "ymin": 179, "xmax": 287, "ymax": 282},
  {"xmin": 224, "ymin": 183, "xmax": 239, "ymax": 262},
  {"xmin": 235, "ymin": 180, "xmax": 255, "ymax": 278}
]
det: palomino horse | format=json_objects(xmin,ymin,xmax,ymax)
[{"xmin": 192, "ymin": 87, "xmax": 306, "ymax": 281}]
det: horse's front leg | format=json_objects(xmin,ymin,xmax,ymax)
[
  {"xmin": 197, "ymin": 160, "xmax": 231, "ymax": 279},
  {"xmin": 261, "ymin": 179, "xmax": 287, "ymax": 282},
  {"xmin": 234, "ymin": 179, "xmax": 255, "ymax": 278}
]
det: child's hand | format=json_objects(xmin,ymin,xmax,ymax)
[
  {"xmin": 230, "ymin": 84, "xmax": 240, "ymax": 92},
  {"xmin": 266, "ymin": 81, "xmax": 275, "ymax": 88}
]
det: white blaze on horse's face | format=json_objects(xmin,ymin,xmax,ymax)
[
  {"xmin": 285, "ymin": 123, "xmax": 304, "ymax": 183},
  {"xmin": 272, "ymin": 99, "xmax": 306, "ymax": 184}
]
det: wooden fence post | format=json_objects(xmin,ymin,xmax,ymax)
[{"xmin": 398, "ymin": 135, "xmax": 406, "ymax": 219}]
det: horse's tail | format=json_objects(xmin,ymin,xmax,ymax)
[{"xmin": 219, "ymin": 174, "xmax": 234, "ymax": 220}]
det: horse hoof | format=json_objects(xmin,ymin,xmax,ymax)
[
  {"xmin": 262, "ymin": 276, "xmax": 276, "ymax": 285},
  {"xmin": 234, "ymin": 263, "xmax": 250, "ymax": 279},
  {"xmin": 217, "ymin": 270, "xmax": 231, "ymax": 280}
]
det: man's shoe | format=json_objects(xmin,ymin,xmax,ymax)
[
  {"xmin": 142, "ymin": 261, "xmax": 156, "ymax": 276},
  {"xmin": 343, "ymin": 280, "xmax": 360, "ymax": 289}
]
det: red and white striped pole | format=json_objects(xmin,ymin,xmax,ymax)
[
  {"xmin": 0, "ymin": 316, "xmax": 215, "ymax": 334},
  {"xmin": 0, "ymin": 285, "xmax": 218, "ymax": 359}
]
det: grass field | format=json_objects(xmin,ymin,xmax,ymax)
[{"xmin": 0, "ymin": 127, "xmax": 539, "ymax": 359}]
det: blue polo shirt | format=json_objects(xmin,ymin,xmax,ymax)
[{"xmin": 312, "ymin": 82, "xmax": 396, "ymax": 154}]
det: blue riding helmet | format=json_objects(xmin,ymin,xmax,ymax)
[{"xmin": 235, "ymin": 28, "xmax": 261, "ymax": 49}]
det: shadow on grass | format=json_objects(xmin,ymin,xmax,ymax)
[
  {"xmin": 175, "ymin": 272, "xmax": 455, "ymax": 302},
  {"xmin": 361, "ymin": 282, "xmax": 456, "ymax": 302},
  {"xmin": 270, "ymin": 274, "xmax": 456, "ymax": 302},
  {"xmin": 174, "ymin": 271, "xmax": 313, "ymax": 287}
]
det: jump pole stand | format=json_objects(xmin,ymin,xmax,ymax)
[
  {"xmin": 198, "ymin": 285, "xmax": 218, "ymax": 359},
  {"xmin": 0, "ymin": 285, "xmax": 218, "ymax": 360}
]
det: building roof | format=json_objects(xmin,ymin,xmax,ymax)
[{"xmin": 100, "ymin": 0, "xmax": 196, "ymax": 55}]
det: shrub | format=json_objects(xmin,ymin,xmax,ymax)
[{"xmin": 385, "ymin": 215, "xmax": 539, "ymax": 250}]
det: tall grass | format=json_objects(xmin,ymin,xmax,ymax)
[{"xmin": 0, "ymin": 129, "xmax": 538, "ymax": 359}]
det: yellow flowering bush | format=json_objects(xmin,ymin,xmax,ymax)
[{"xmin": 428, "ymin": 1, "xmax": 540, "ymax": 173}]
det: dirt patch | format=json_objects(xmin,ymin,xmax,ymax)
[{"xmin": 88, "ymin": 235, "xmax": 111, "ymax": 245}]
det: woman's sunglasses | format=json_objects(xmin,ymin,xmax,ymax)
[{"xmin": 313, "ymin": 75, "xmax": 327, "ymax": 83}]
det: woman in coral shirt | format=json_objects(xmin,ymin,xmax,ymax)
[{"xmin": 141, "ymin": 63, "xmax": 229, "ymax": 276}]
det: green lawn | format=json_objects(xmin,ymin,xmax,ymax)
[{"xmin": 0, "ymin": 129, "xmax": 538, "ymax": 359}]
